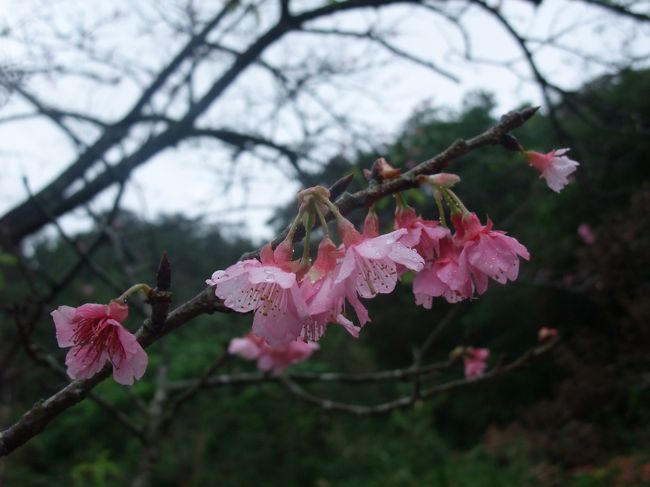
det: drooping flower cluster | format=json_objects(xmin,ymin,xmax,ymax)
[
  {"xmin": 208, "ymin": 209, "xmax": 424, "ymax": 345},
  {"xmin": 228, "ymin": 333, "xmax": 319, "ymax": 373},
  {"xmin": 51, "ymin": 301, "xmax": 148, "ymax": 385},
  {"xmin": 207, "ymin": 181, "xmax": 530, "ymax": 346},
  {"xmin": 407, "ymin": 206, "xmax": 529, "ymax": 308}
]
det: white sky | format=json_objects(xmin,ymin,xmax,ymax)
[{"xmin": 0, "ymin": 0, "xmax": 648, "ymax": 242}]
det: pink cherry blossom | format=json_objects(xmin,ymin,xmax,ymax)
[
  {"xmin": 50, "ymin": 301, "xmax": 148, "ymax": 385},
  {"xmin": 453, "ymin": 212, "xmax": 530, "ymax": 294},
  {"xmin": 228, "ymin": 333, "xmax": 265, "ymax": 359},
  {"xmin": 526, "ymin": 148, "xmax": 579, "ymax": 193},
  {"xmin": 301, "ymin": 238, "xmax": 364, "ymax": 340},
  {"xmin": 207, "ymin": 242, "xmax": 310, "ymax": 346},
  {"xmin": 412, "ymin": 237, "xmax": 474, "ymax": 307},
  {"xmin": 336, "ymin": 218, "xmax": 425, "ymax": 299},
  {"xmin": 464, "ymin": 347, "xmax": 489, "ymax": 379},
  {"xmin": 395, "ymin": 207, "xmax": 450, "ymax": 261},
  {"xmin": 577, "ymin": 223, "xmax": 596, "ymax": 245},
  {"xmin": 228, "ymin": 333, "xmax": 318, "ymax": 374}
]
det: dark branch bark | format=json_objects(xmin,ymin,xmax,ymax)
[
  {"xmin": 242, "ymin": 105, "xmax": 539, "ymax": 260},
  {"xmin": 581, "ymin": 0, "xmax": 650, "ymax": 22},
  {"xmin": 0, "ymin": 0, "xmax": 416, "ymax": 247},
  {"xmin": 187, "ymin": 127, "xmax": 306, "ymax": 179},
  {"xmin": 168, "ymin": 358, "xmax": 453, "ymax": 390},
  {"xmin": 280, "ymin": 339, "xmax": 557, "ymax": 416},
  {"xmin": 0, "ymin": 0, "xmax": 240, "ymax": 246}
]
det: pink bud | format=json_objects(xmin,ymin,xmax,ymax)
[
  {"xmin": 371, "ymin": 157, "xmax": 401, "ymax": 181},
  {"xmin": 538, "ymin": 327, "xmax": 559, "ymax": 342},
  {"xmin": 464, "ymin": 347, "xmax": 490, "ymax": 379},
  {"xmin": 577, "ymin": 224, "xmax": 596, "ymax": 245},
  {"xmin": 422, "ymin": 172, "xmax": 461, "ymax": 187}
]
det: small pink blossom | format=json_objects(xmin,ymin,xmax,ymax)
[
  {"xmin": 577, "ymin": 223, "xmax": 596, "ymax": 245},
  {"xmin": 526, "ymin": 148, "xmax": 579, "ymax": 193},
  {"xmin": 413, "ymin": 237, "xmax": 474, "ymax": 307},
  {"xmin": 228, "ymin": 333, "xmax": 318, "ymax": 374},
  {"xmin": 50, "ymin": 301, "xmax": 148, "ymax": 385},
  {"xmin": 464, "ymin": 347, "xmax": 489, "ymax": 379},
  {"xmin": 301, "ymin": 238, "xmax": 364, "ymax": 340},
  {"xmin": 228, "ymin": 333, "xmax": 265, "ymax": 359},
  {"xmin": 207, "ymin": 241, "xmax": 310, "ymax": 346},
  {"xmin": 395, "ymin": 207, "xmax": 450, "ymax": 261},
  {"xmin": 336, "ymin": 218, "xmax": 424, "ymax": 299},
  {"xmin": 453, "ymin": 212, "xmax": 530, "ymax": 294}
]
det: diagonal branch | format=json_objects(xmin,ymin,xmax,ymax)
[
  {"xmin": 187, "ymin": 127, "xmax": 308, "ymax": 181},
  {"xmin": 581, "ymin": 0, "xmax": 650, "ymax": 22},
  {"xmin": 0, "ymin": 0, "xmax": 417, "ymax": 247},
  {"xmin": 303, "ymin": 27, "xmax": 460, "ymax": 83}
]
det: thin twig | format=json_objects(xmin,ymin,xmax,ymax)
[{"xmin": 280, "ymin": 339, "xmax": 558, "ymax": 416}]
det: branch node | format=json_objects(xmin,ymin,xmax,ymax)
[{"xmin": 147, "ymin": 252, "xmax": 173, "ymax": 330}]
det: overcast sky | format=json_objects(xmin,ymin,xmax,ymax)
[{"xmin": 1, "ymin": 0, "xmax": 648, "ymax": 242}]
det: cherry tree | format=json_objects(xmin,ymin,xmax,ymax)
[{"xmin": 0, "ymin": 1, "xmax": 647, "ymax": 483}]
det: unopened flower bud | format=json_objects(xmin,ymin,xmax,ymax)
[
  {"xmin": 499, "ymin": 133, "xmax": 524, "ymax": 152},
  {"xmin": 449, "ymin": 346, "xmax": 465, "ymax": 361},
  {"xmin": 417, "ymin": 173, "xmax": 461, "ymax": 188},
  {"xmin": 363, "ymin": 208, "xmax": 379, "ymax": 237},
  {"xmin": 370, "ymin": 157, "xmax": 401, "ymax": 181},
  {"xmin": 538, "ymin": 327, "xmax": 559, "ymax": 342}
]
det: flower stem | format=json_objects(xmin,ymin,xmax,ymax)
[
  {"xmin": 301, "ymin": 212, "xmax": 314, "ymax": 265},
  {"xmin": 441, "ymin": 188, "xmax": 469, "ymax": 215},
  {"xmin": 433, "ymin": 189, "xmax": 448, "ymax": 228},
  {"xmin": 319, "ymin": 196, "xmax": 345, "ymax": 222},
  {"xmin": 286, "ymin": 206, "xmax": 306, "ymax": 243},
  {"xmin": 117, "ymin": 283, "xmax": 152, "ymax": 303},
  {"xmin": 313, "ymin": 203, "xmax": 331, "ymax": 239},
  {"xmin": 394, "ymin": 192, "xmax": 408, "ymax": 210}
]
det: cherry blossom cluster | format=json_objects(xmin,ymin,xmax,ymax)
[
  {"xmin": 207, "ymin": 175, "xmax": 530, "ymax": 349},
  {"xmin": 49, "ymin": 143, "xmax": 575, "ymax": 384}
]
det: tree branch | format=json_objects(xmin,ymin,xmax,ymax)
[
  {"xmin": 280, "ymin": 339, "xmax": 557, "ymax": 416},
  {"xmin": 581, "ymin": 0, "xmax": 650, "ymax": 23},
  {"xmin": 3, "ymin": 0, "xmax": 414, "ymax": 246}
]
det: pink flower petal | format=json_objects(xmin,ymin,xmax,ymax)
[
  {"xmin": 111, "ymin": 325, "xmax": 148, "ymax": 386},
  {"xmin": 65, "ymin": 346, "xmax": 108, "ymax": 380},
  {"xmin": 51, "ymin": 306, "xmax": 77, "ymax": 347}
]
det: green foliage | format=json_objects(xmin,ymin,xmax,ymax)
[
  {"xmin": 0, "ymin": 251, "xmax": 16, "ymax": 289},
  {"xmin": 70, "ymin": 452, "xmax": 122, "ymax": 487}
]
